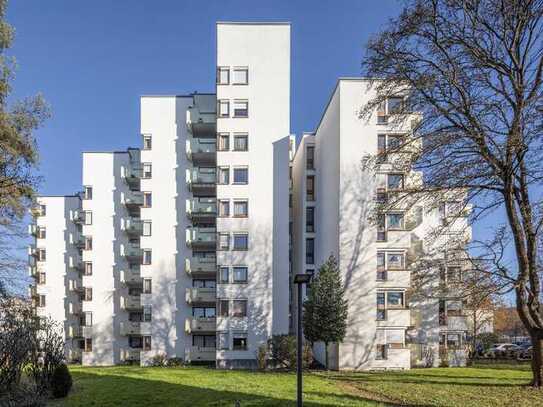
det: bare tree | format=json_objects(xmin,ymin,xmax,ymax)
[{"xmin": 361, "ymin": 0, "xmax": 543, "ymax": 386}]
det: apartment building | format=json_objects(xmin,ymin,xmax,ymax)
[
  {"xmin": 29, "ymin": 23, "xmax": 469, "ymax": 370},
  {"xmin": 290, "ymin": 78, "xmax": 470, "ymax": 369}
]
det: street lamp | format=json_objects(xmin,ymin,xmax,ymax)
[{"xmin": 293, "ymin": 273, "xmax": 312, "ymax": 407}]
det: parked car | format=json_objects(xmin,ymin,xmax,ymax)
[
  {"xmin": 484, "ymin": 343, "xmax": 522, "ymax": 358},
  {"xmin": 517, "ymin": 344, "xmax": 533, "ymax": 360}
]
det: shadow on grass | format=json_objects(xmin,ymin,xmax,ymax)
[{"xmin": 54, "ymin": 370, "xmax": 387, "ymax": 407}]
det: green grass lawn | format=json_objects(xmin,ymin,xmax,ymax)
[{"xmin": 50, "ymin": 363, "xmax": 542, "ymax": 407}]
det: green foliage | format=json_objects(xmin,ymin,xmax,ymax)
[
  {"xmin": 477, "ymin": 333, "xmax": 501, "ymax": 351},
  {"xmin": 303, "ymin": 255, "xmax": 348, "ymax": 367},
  {"xmin": 51, "ymin": 363, "xmax": 72, "ymax": 399},
  {"xmin": 256, "ymin": 344, "xmax": 268, "ymax": 370},
  {"xmin": 268, "ymin": 335, "xmax": 312, "ymax": 370}
]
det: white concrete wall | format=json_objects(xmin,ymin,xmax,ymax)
[{"xmin": 216, "ymin": 23, "xmax": 291, "ymax": 367}]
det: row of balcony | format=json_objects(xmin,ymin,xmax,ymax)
[
  {"xmin": 118, "ymin": 347, "xmax": 216, "ymax": 363},
  {"xmin": 67, "ymin": 325, "xmax": 92, "ymax": 339}
]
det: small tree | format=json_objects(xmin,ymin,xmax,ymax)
[{"xmin": 302, "ymin": 255, "xmax": 348, "ymax": 369}]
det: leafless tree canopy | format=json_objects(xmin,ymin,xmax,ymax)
[{"xmin": 361, "ymin": 0, "xmax": 543, "ymax": 386}]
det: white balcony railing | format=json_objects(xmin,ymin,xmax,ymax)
[{"xmin": 186, "ymin": 287, "xmax": 216, "ymax": 304}]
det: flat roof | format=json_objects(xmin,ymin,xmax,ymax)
[
  {"xmin": 217, "ymin": 21, "xmax": 290, "ymax": 26},
  {"xmin": 140, "ymin": 93, "xmax": 215, "ymax": 98}
]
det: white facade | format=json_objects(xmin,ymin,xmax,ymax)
[{"xmin": 30, "ymin": 25, "xmax": 469, "ymax": 370}]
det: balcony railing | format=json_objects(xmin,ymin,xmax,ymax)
[
  {"xmin": 124, "ymin": 165, "xmax": 143, "ymax": 189},
  {"xmin": 186, "ymin": 106, "xmax": 216, "ymax": 137},
  {"xmin": 69, "ymin": 255, "xmax": 83, "ymax": 271},
  {"xmin": 68, "ymin": 279, "xmax": 84, "ymax": 292},
  {"xmin": 69, "ymin": 301, "xmax": 82, "ymax": 315},
  {"xmin": 122, "ymin": 243, "xmax": 143, "ymax": 263},
  {"xmin": 73, "ymin": 210, "xmax": 86, "ymax": 224},
  {"xmin": 124, "ymin": 218, "xmax": 143, "ymax": 237},
  {"xmin": 185, "ymin": 346, "xmax": 216, "ymax": 362},
  {"xmin": 186, "ymin": 168, "xmax": 216, "ymax": 191},
  {"xmin": 186, "ymin": 287, "xmax": 216, "ymax": 304},
  {"xmin": 28, "ymin": 285, "xmax": 38, "ymax": 298},
  {"xmin": 120, "ymin": 268, "xmax": 142, "ymax": 286},
  {"xmin": 186, "ymin": 227, "xmax": 216, "ymax": 248},
  {"xmin": 67, "ymin": 325, "xmax": 83, "ymax": 339},
  {"xmin": 120, "ymin": 321, "xmax": 151, "ymax": 336},
  {"xmin": 185, "ymin": 317, "xmax": 216, "ymax": 333},
  {"xmin": 120, "ymin": 348, "xmax": 141, "ymax": 362},
  {"xmin": 121, "ymin": 295, "xmax": 142, "ymax": 310},
  {"xmin": 28, "ymin": 265, "xmax": 37, "ymax": 278},
  {"xmin": 185, "ymin": 257, "xmax": 216, "ymax": 276},
  {"xmin": 186, "ymin": 138, "xmax": 216, "ymax": 163},
  {"xmin": 186, "ymin": 198, "xmax": 217, "ymax": 219},
  {"xmin": 123, "ymin": 191, "xmax": 144, "ymax": 208},
  {"xmin": 28, "ymin": 224, "xmax": 38, "ymax": 237}
]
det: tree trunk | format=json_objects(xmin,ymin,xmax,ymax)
[
  {"xmin": 531, "ymin": 335, "xmax": 543, "ymax": 388},
  {"xmin": 325, "ymin": 342, "xmax": 329, "ymax": 370}
]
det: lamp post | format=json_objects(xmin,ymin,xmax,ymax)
[{"xmin": 293, "ymin": 273, "xmax": 311, "ymax": 407}]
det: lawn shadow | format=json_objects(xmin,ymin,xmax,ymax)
[{"xmin": 55, "ymin": 370, "xmax": 388, "ymax": 407}]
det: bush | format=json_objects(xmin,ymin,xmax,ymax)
[
  {"xmin": 150, "ymin": 353, "xmax": 167, "ymax": 367},
  {"xmin": 256, "ymin": 344, "xmax": 268, "ymax": 370},
  {"xmin": 166, "ymin": 357, "xmax": 184, "ymax": 367},
  {"xmin": 50, "ymin": 364, "xmax": 72, "ymax": 399},
  {"xmin": 268, "ymin": 335, "xmax": 312, "ymax": 370}
]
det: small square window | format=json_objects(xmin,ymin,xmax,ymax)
[
  {"xmin": 219, "ymin": 267, "xmax": 229, "ymax": 284},
  {"xmin": 83, "ymin": 186, "xmax": 93, "ymax": 200},
  {"xmin": 232, "ymin": 300, "xmax": 247, "ymax": 317},
  {"xmin": 376, "ymin": 344, "xmax": 387, "ymax": 359},
  {"xmin": 143, "ymin": 221, "xmax": 152, "ymax": 236},
  {"xmin": 143, "ymin": 192, "xmax": 152, "ymax": 207},
  {"xmin": 233, "ymin": 267, "xmax": 248, "ymax": 283},
  {"xmin": 233, "ymin": 100, "xmax": 248, "ymax": 118},
  {"xmin": 387, "ymin": 253, "xmax": 404, "ymax": 269},
  {"xmin": 218, "ymin": 233, "xmax": 230, "ymax": 250},
  {"xmin": 232, "ymin": 67, "xmax": 248, "ymax": 85},
  {"xmin": 233, "ymin": 167, "xmax": 248, "ymax": 184},
  {"xmin": 233, "ymin": 233, "xmax": 248, "ymax": 251},
  {"xmin": 142, "ymin": 249, "xmax": 152, "ymax": 265},
  {"xmin": 219, "ymin": 200, "xmax": 230, "ymax": 217},
  {"xmin": 233, "ymin": 332, "xmax": 248, "ymax": 350},
  {"xmin": 233, "ymin": 200, "xmax": 248, "ymax": 217},
  {"xmin": 142, "ymin": 135, "xmax": 152, "ymax": 150},
  {"xmin": 217, "ymin": 133, "xmax": 230, "ymax": 151},
  {"xmin": 387, "ymin": 213, "xmax": 404, "ymax": 230},
  {"xmin": 217, "ymin": 67, "xmax": 230, "ymax": 85},
  {"xmin": 233, "ymin": 133, "xmax": 248, "ymax": 151},
  {"xmin": 218, "ymin": 100, "xmax": 230, "ymax": 117},
  {"xmin": 218, "ymin": 167, "xmax": 230, "ymax": 185},
  {"xmin": 377, "ymin": 309, "xmax": 386, "ymax": 321},
  {"xmin": 387, "ymin": 292, "xmax": 404, "ymax": 308}
]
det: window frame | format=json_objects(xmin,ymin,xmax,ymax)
[
  {"xmin": 142, "ymin": 249, "xmax": 152, "ymax": 265},
  {"xmin": 217, "ymin": 233, "xmax": 230, "ymax": 251},
  {"xmin": 218, "ymin": 100, "xmax": 230, "ymax": 118},
  {"xmin": 232, "ymin": 167, "xmax": 249, "ymax": 185},
  {"xmin": 142, "ymin": 163, "xmax": 152, "ymax": 179},
  {"xmin": 217, "ymin": 66, "xmax": 230, "ymax": 85},
  {"xmin": 142, "ymin": 134, "xmax": 152, "ymax": 150},
  {"xmin": 232, "ymin": 67, "xmax": 249, "ymax": 85},
  {"xmin": 143, "ymin": 278, "xmax": 152, "ymax": 294},
  {"xmin": 217, "ymin": 166, "xmax": 230, "ymax": 185},
  {"xmin": 232, "ymin": 99, "xmax": 249, "ymax": 118},
  {"xmin": 233, "ymin": 133, "xmax": 249, "ymax": 151},
  {"xmin": 232, "ymin": 266, "xmax": 248, "ymax": 284},
  {"xmin": 232, "ymin": 233, "xmax": 249, "ymax": 251},
  {"xmin": 233, "ymin": 200, "xmax": 248, "ymax": 218},
  {"xmin": 232, "ymin": 299, "xmax": 248, "ymax": 318},
  {"xmin": 217, "ymin": 133, "xmax": 230, "ymax": 151},
  {"xmin": 143, "ymin": 192, "xmax": 152, "ymax": 208}
]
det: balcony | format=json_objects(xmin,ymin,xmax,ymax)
[
  {"xmin": 123, "ymin": 243, "xmax": 143, "ymax": 264},
  {"xmin": 71, "ymin": 234, "xmax": 86, "ymax": 249},
  {"xmin": 447, "ymin": 315, "xmax": 468, "ymax": 331},
  {"xmin": 28, "ymin": 285, "xmax": 38, "ymax": 298},
  {"xmin": 28, "ymin": 245, "xmax": 38, "ymax": 258},
  {"xmin": 377, "ymin": 229, "xmax": 411, "ymax": 248},
  {"xmin": 186, "ymin": 168, "xmax": 216, "ymax": 194},
  {"xmin": 82, "ymin": 326, "xmax": 93, "ymax": 337},
  {"xmin": 28, "ymin": 224, "xmax": 38, "ymax": 237},
  {"xmin": 120, "ymin": 268, "xmax": 143, "ymax": 286},
  {"xmin": 30, "ymin": 205, "xmax": 45, "ymax": 217},
  {"xmin": 73, "ymin": 210, "xmax": 86, "ymax": 224},
  {"xmin": 186, "ymin": 105, "xmax": 216, "ymax": 137},
  {"xmin": 123, "ymin": 191, "xmax": 144, "ymax": 210},
  {"xmin": 124, "ymin": 218, "xmax": 143, "ymax": 237},
  {"xmin": 67, "ymin": 325, "xmax": 83, "ymax": 339},
  {"xmin": 120, "ymin": 321, "xmax": 151, "ymax": 336},
  {"xmin": 68, "ymin": 279, "xmax": 84, "ymax": 293},
  {"xmin": 120, "ymin": 348, "xmax": 141, "ymax": 362},
  {"xmin": 185, "ymin": 256, "xmax": 216, "ymax": 277},
  {"xmin": 376, "ymin": 269, "xmax": 411, "ymax": 289},
  {"xmin": 185, "ymin": 346, "xmax": 216, "ymax": 362},
  {"xmin": 69, "ymin": 255, "xmax": 84, "ymax": 271},
  {"xmin": 68, "ymin": 348, "xmax": 82, "ymax": 363},
  {"xmin": 186, "ymin": 138, "xmax": 216, "ymax": 164},
  {"xmin": 185, "ymin": 317, "xmax": 216, "ymax": 333},
  {"xmin": 377, "ymin": 308, "xmax": 411, "ymax": 327},
  {"xmin": 69, "ymin": 301, "xmax": 82, "ymax": 315},
  {"xmin": 124, "ymin": 165, "xmax": 143, "ymax": 190},
  {"xmin": 28, "ymin": 265, "xmax": 37, "ymax": 278},
  {"xmin": 186, "ymin": 198, "xmax": 217, "ymax": 222},
  {"xmin": 186, "ymin": 227, "xmax": 216, "ymax": 249},
  {"xmin": 121, "ymin": 295, "xmax": 142, "ymax": 310},
  {"xmin": 186, "ymin": 287, "xmax": 216, "ymax": 304}
]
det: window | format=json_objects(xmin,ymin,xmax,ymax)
[
  {"xmin": 83, "ymin": 186, "xmax": 93, "ymax": 200},
  {"xmin": 84, "ymin": 287, "xmax": 92, "ymax": 301},
  {"xmin": 85, "ymin": 236, "xmax": 92, "ymax": 251},
  {"xmin": 446, "ymin": 266, "xmax": 462, "ymax": 282},
  {"xmin": 233, "ymin": 332, "xmax": 248, "ymax": 350},
  {"xmin": 129, "ymin": 336, "xmax": 143, "ymax": 348},
  {"xmin": 217, "ymin": 67, "xmax": 230, "ymax": 85},
  {"xmin": 306, "ymin": 207, "xmax": 315, "ymax": 232},
  {"xmin": 218, "ymin": 233, "xmax": 230, "ymax": 250},
  {"xmin": 84, "ymin": 338, "xmax": 92, "ymax": 352},
  {"xmin": 233, "ymin": 233, "xmax": 248, "ymax": 250},
  {"xmin": 38, "ymin": 295, "xmax": 46, "ymax": 307},
  {"xmin": 84, "ymin": 211, "xmax": 92, "ymax": 225},
  {"xmin": 218, "ymin": 100, "xmax": 230, "ymax": 117},
  {"xmin": 83, "ymin": 311, "xmax": 93, "ymax": 326},
  {"xmin": 377, "ymin": 252, "xmax": 386, "ymax": 281},
  {"xmin": 233, "ymin": 100, "xmax": 248, "ymax": 117},
  {"xmin": 219, "ymin": 267, "xmax": 229, "ymax": 284},
  {"xmin": 306, "ymin": 238, "xmax": 315, "ymax": 265},
  {"xmin": 143, "ymin": 278, "xmax": 152, "ymax": 294},
  {"xmin": 233, "ymin": 133, "xmax": 248, "ymax": 151},
  {"xmin": 143, "ymin": 163, "xmax": 152, "ymax": 179},
  {"xmin": 143, "ymin": 221, "xmax": 152, "ymax": 236},
  {"xmin": 193, "ymin": 279, "xmax": 216, "ymax": 288},
  {"xmin": 387, "ymin": 174, "xmax": 404, "ymax": 190},
  {"xmin": 387, "ymin": 291, "xmax": 404, "ymax": 308},
  {"xmin": 217, "ymin": 133, "xmax": 230, "ymax": 151},
  {"xmin": 233, "ymin": 267, "xmax": 248, "ymax": 283},
  {"xmin": 219, "ymin": 200, "xmax": 230, "ymax": 217},
  {"xmin": 38, "ymin": 272, "xmax": 46, "ymax": 285},
  {"xmin": 387, "ymin": 253, "xmax": 404, "ymax": 270},
  {"xmin": 193, "ymin": 334, "xmax": 216, "ymax": 348},
  {"xmin": 142, "ymin": 249, "xmax": 152, "ymax": 265},
  {"xmin": 143, "ymin": 336, "xmax": 152, "ymax": 351},
  {"xmin": 192, "ymin": 307, "xmax": 215, "ymax": 318},
  {"xmin": 142, "ymin": 134, "xmax": 152, "ymax": 150},
  {"xmin": 377, "ymin": 214, "xmax": 386, "ymax": 241},
  {"xmin": 37, "ymin": 227, "xmax": 46, "ymax": 239},
  {"xmin": 233, "ymin": 167, "xmax": 248, "ymax": 184},
  {"xmin": 84, "ymin": 262, "xmax": 93, "ymax": 276},
  {"xmin": 218, "ymin": 167, "xmax": 230, "ymax": 184},
  {"xmin": 377, "ymin": 134, "xmax": 386, "ymax": 156},
  {"xmin": 307, "ymin": 146, "xmax": 315, "ymax": 169},
  {"xmin": 306, "ymin": 176, "xmax": 315, "ymax": 201},
  {"xmin": 218, "ymin": 332, "xmax": 229, "ymax": 350},
  {"xmin": 387, "ymin": 213, "xmax": 404, "ymax": 230},
  {"xmin": 143, "ymin": 192, "xmax": 152, "ymax": 207},
  {"xmin": 447, "ymin": 333, "xmax": 461, "ymax": 349},
  {"xmin": 376, "ymin": 344, "xmax": 387, "ymax": 360},
  {"xmin": 232, "ymin": 300, "xmax": 247, "ymax": 317},
  {"xmin": 232, "ymin": 67, "xmax": 248, "ymax": 85},
  {"xmin": 218, "ymin": 300, "xmax": 229, "ymax": 317},
  {"xmin": 233, "ymin": 200, "xmax": 248, "ymax": 217},
  {"xmin": 143, "ymin": 306, "xmax": 152, "ymax": 322},
  {"xmin": 37, "ymin": 249, "xmax": 46, "ymax": 262}
]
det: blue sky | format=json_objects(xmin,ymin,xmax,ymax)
[{"xmin": 8, "ymin": 0, "xmax": 401, "ymax": 196}]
